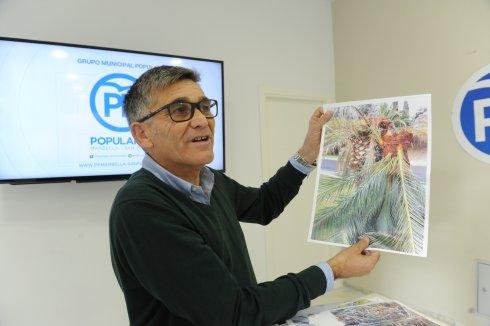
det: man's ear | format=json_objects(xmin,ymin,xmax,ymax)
[{"xmin": 131, "ymin": 122, "xmax": 154, "ymax": 151}]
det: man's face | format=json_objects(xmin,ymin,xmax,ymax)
[{"xmin": 142, "ymin": 79, "xmax": 215, "ymax": 169}]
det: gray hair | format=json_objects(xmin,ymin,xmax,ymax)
[{"xmin": 124, "ymin": 65, "xmax": 200, "ymax": 124}]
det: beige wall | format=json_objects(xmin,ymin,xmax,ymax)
[
  {"xmin": 332, "ymin": 0, "xmax": 490, "ymax": 324},
  {"xmin": 0, "ymin": 0, "xmax": 335, "ymax": 325}
]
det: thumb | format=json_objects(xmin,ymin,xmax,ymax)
[
  {"xmin": 351, "ymin": 236, "xmax": 370, "ymax": 253},
  {"xmin": 311, "ymin": 107, "xmax": 324, "ymax": 120},
  {"xmin": 321, "ymin": 110, "xmax": 334, "ymax": 124}
]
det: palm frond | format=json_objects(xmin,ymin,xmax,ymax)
[
  {"xmin": 359, "ymin": 139, "xmax": 377, "ymax": 176},
  {"xmin": 379, "ymin": 102, "xmax": 412, "ymax": 129},
  {"xmin": 324, "ymin": 118, "xmax": 361, "ymax": 148},
  {"xmin": 364, "ymin": 232, "xmax": 405, "ymax": 251},
  {"xmin": 316, "ymin": 174, "xmax": 357, "ymax": 204},
  {"xmin": 312, "ymin": 161, "xmax": 390, "ymax": 243},
  {"xmin": 387, "ymin": 149, "xmax": 426, "ymax": 254},
  {"xmin": 313, "ymin": 154, "xmax": 426, "ymax": 254}
]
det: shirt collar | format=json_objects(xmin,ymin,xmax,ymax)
[{"xmin": 141, "ymin": 154, "xmax": 214, "ymax": 202}]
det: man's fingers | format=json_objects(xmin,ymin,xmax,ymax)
[
  {"xmin": 311, "ymin": 107, "xmax": 333, "ymax": 125},
  {"xmin": 322, "ymin": 110, "xmax": 334, "ymax": 123},
  {"xmin": 364, "ymin": 250, "xmax": 380, "ymax": 260},
  {"xmin": 365, "ymin": 251, "xmax": 380, "ymax": 268},
  {"xmin": 312, "ymin": 107, "xmax": 323, "ymax": 119},
  {"xmin": 352, "ymin": 236, "xmax": 370, "ymax": 253}
]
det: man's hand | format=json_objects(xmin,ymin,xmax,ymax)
[
  {"xmin": 327, "ymin": 237, "xmax": 380, "ymax": 279},
  {"xmin": 298, "ymin": 107, "xmax": 334, "ymax": 164}
]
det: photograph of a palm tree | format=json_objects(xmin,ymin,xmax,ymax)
[{"xmin": 308, "ymin": 94, "xmax": 431, "ymax": 256}]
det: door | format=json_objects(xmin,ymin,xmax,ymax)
[{"xmin": 260, "ymin": 90, "xmax": 340, "ymax": 304}]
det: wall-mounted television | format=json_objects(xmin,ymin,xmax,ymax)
[{"xmin": 0, "ymin": 37, "xmax": 225, "ymax": 184}]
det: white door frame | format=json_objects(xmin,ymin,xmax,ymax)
[
  {"xmin": 258, "ymin": 86, "xmax": 330, "ymax": 280},
  {"xmin": 258, "ymin": 86, "xmax": 330, "ymax": 182}
]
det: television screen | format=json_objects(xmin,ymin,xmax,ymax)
[{"xmin": 0, "ymin": 37, "xmax": 225, "ymax": 184}]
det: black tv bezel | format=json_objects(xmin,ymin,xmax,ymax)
[{"xmin": 0, "ymin": 36, "xmax": 226, "ymax": 185}]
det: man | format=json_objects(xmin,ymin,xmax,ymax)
[{"xmin": 109, "ymin": 66, "xmax": 380, "ymax": 326}]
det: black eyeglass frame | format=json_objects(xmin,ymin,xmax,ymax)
[{"xmin": 137, "ymin": 99, "xmax": 218, "ymax": 123}]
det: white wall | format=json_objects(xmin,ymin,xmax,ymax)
[
  {"xmin": 332, "ymin": 0, "xmax": 490, "ymax": 324},
  {"xmin": 0, "ymin": 0, "xmax": 335, "ymax": 325}
]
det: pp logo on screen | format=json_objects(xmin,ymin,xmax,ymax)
[
  {"xmin": 90, "ymin": 73, "xmax": 136, "ymax": 132},
  {"xmin": 452, "ymin": 64, "xmax": 490, "ymax": 164}
]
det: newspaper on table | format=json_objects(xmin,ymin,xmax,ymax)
[{"xmin": 284, "ymin": 294, "xmax": 447, "ymax": 326}]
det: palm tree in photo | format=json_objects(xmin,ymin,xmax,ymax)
[{"xmin": 312, "ymin": 103, "xmax": 427, "ymax": 254}]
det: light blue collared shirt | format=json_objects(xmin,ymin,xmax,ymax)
[
  {"xmin": 288, "ymin": 156, "xmax": 314, "ymax": 175},
  {"xmin": 142, "ymin": 154, "xmax": 214, "ymax": 205},
  {"xmin": 141, "ymin": 153, "xmax": 334, "ymax": 294}
]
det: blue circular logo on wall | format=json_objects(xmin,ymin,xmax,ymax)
[
  {"xmin": 90, "ymin": 73, "xmax": 136, "ymax": 132},
  {"xmin": 453, "ymin": 64, "xmax": 490, "ymax": 163}
]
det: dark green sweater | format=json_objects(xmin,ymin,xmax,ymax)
[{"xmin": 109, "ymin": 162, "xmax": 326, "ymax": 326}]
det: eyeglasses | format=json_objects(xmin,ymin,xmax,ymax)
[{"xmin": 137, "ymin": 98, "xmax": 218, "ymax": 123}]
